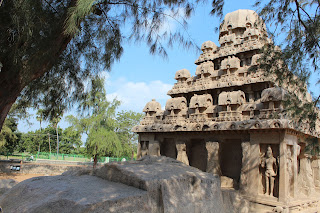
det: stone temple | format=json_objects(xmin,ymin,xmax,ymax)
[{"xmin": 133, "ymin": 9, "xmax": 320, "ymax": 212}]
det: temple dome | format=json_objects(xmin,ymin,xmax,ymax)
[
  {"xmin": 201, "ymin": 41, "xmax": 218, "ymax": 51},
  {"xmin": 219, "ymin": 9, "xmax": 266, "ymax": 35},
  {"xmin": 143, "ymin": 99, "xmax": 161, "ymax": 112},
  {"xmin": 175, "ymin": 69, "xmax": 191, "ymax": 80}
]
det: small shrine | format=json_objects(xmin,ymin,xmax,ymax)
[{"xmin": 133, "ymin": 9, "xmax": 320, "ymax": 212}]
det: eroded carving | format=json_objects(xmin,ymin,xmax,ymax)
[
  {"xmin": 206, "ymin": 141, "xmax": 221, "ymax": 175},
  {"xmin": 260, "ymin": 145, "xmax": 278, "ymax": 197},
  {"xmin": 176, "ymin": 142, "xmax": 189, "ymax": 165}
]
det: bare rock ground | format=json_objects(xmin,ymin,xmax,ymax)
[{"xmin": 0, "ymin": 156, "xmax": 225, "ymax": 213}]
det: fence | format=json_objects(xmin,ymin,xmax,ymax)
[{"xmin": 0, "ymin": 152, "xmax": 133, "ymax": 163}]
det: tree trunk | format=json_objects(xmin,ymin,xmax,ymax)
[
  {"xmin": 131, "ymin": 150, "xmax": 134, "ymax": 161},
  {"xmin": 56, "ymin": 125, "xmax": 59, "ymax": 159},
  {"xmin": 48, "ymin": 133, "xmax": 51, "ymax": 154},
  {"xmin": 93, "ymin": 154, "xmax": 98, "ymax": 169},
  {"xmin": 0, "ymin": 67, "xmax": 25, "ymax": 130}
]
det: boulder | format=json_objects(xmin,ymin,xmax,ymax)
[{"xmin": 0, "ymin": 156, "xmax": 225, "ymax": 213}]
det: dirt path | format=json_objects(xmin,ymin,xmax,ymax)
[{"xmin": 0, "ymin": 173, "xmax": 52, "ymax": 182}]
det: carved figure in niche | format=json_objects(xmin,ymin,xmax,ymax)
[
  {"xmin": 176, "ymin": 143, "xmax": 189, "ymax": 165},
  {"xmin": 260, "ymin": 146, "xmax": 278, "ymax": 196},
  {"xmin": 137, "ymin": 141, "xmax": 149, "ymax": 159},
  {"xmin": 287, "ymin": 147, "xmax": 293, "ymax": 197}
]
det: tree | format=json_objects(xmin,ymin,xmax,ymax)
[
  {"xmin": 59, "ymin": 126, "xmax": 82, "ymax": 154},
  {"xmin": 0, "ymin": 117, "xmax": 20, "ymax": 153},
  {"xmin": 116, "ymin": 111, "xmax": 143, "ymax": 159},
  {"xmin": 49, "ymin": 110, "xmax": 63, "ymax": 157},
  {"xmin": 0, "ymin": 0, "xmax": 199, "ymax": 130},
  {"xmin": 67, "ymin": 77, "xmax": 125, "ymax": 167},
  {"xmin": 18, "ymin": 126, "xmax": 60, "ymax": 154},
  {"xmin": 0, "ymin": 103, "xmax": 26, "ymax": 153},
  {"xmin": 36, "ymin": 109, "xmax": 44, "ymax": 152},
  {"xmin": 86, "ymin": 127, "xmax": 122, "ymax": 167}
]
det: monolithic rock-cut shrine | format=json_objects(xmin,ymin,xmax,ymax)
[{"xmin": 133, "ymin": 9, "xmax": 320, "ymax": 212}]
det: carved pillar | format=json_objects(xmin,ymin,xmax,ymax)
[
  {"xmin": 248, "ymin": 92, "xmax": 254, "ymax": 103},
  {"xmin": 205, "ymin": 141, "xmax": 221, "ymax": 175},
  {"xmin": 248, "ymin": 135, "xmax": 260, "ymax": 197},
  {"xmin": 240, "ymin": 141, "xmax": 250, "ymax": 193},
  {"xmin": 149, "ymin": 140, "xmax": 161, "ymax": 157},
  {"xmin": 137, "ymin": 135, "xmax": 142, "ymax": 159},
  {"xmin": 176, "ymin": 141, "xmax": 189, "ymax": 165},
  {"xmin": 279, "ymin": 138, "xmax": 288, "ymax": 202}
]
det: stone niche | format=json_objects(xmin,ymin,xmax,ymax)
[
  {"xmin": 160, "ymin": 138, "xmax": 177, "ymax": 159},
  {"xmin": 259, "ymin": 144, "xmax": 280, "ymax": 198},
  {"xmin": 187, "ymin": 139, "xmax": 208, "ymax": 172},
  {"xmin": 220, "ymin": 139, "xmax": 243, "ymax": 189}
]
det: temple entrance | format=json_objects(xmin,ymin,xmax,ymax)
[
  {"xmin": 220, "ymin": 139, "xmax": 242, "ymax": 189},
  {"xmin": 187, "ymin": 139, "xmax": 207, "ymax": 172},
  {"xmin": 160, "ymin": 138, "xmax": 177, "ymax": 159}
]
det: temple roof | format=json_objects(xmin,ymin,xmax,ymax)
[{"xmin": 219, "ymin": 9, "xmax": 266, "ymax": 35}]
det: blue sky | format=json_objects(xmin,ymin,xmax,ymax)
[{"xmin": 17, "ymin": 0, "xmax": 320, "ymax": 133}]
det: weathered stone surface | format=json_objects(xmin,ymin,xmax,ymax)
[
  {"xmin": 0, "ymin": 156, "xmax": 225, "ymax": 213},
  {"xmin": 0, "ymin": 175, "xmax": 149, "ymax": 213},
  {"xmin": 0, "ymin": 179, "xmax": 18, "ymax": 196},
  {"xmin": 95, "ymin": 156, "xmax": 224, "ymax": 213}
]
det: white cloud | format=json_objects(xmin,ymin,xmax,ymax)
[{"xmin": 105, "ymin": 78, "xmax": 172, "ymax": 112}]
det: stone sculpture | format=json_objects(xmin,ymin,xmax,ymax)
[
  {"xmin": 137, "ymin": 141, "xmax": 148, "ymax": 160},
  {"xmin": 260, "ymin": 146, "xmax": 278, "ymax": 197},
  {"xmin": 176, "ymin": 143, "xmax": 189, "ymax": 165}
]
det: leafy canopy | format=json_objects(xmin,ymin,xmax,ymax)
[{"xmin": 0, "ymin": 0, "xmax": 204, "ymax": 123}]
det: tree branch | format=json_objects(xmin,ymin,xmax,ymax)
[{"xmin": 294, "ymin": 0, "xmax": 320, "ymax": 50}]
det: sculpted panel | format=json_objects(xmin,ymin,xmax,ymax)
[{"xmin": 260, "ymin": 145, "xmax": 279, "ymax": 197}]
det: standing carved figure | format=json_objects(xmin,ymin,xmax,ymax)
[
  {"xmin": 137, "ymin": 141, "xmax": 149, "ymax": 159},
  {"xmin": 261, "ymin": 146, "xmax": 278, "ymax": 196},
  {"xmin": 287, "ymin": 148, "xmax": 293, "ymax": 197},
  {"xmin": 176, "ymin": 143, "xmax": 189, "ymax": 165}
]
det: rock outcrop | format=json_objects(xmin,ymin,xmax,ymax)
[
  {"xmin": 0, "ymin": 156, "xmax": 224, "ymax": 213},
  {"xmin": 0, "ymin": 179, "xmax": 18, "ymax": 197}
]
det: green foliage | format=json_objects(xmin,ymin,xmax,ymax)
[
  {"xmin": 116, "ymin": 110, "xmax": 143, "ymax": 157},
  {"xmin": 0, "ymin": 0, "xmax": 204, "ymax": 127},
  {"xmin": 60, "ymin": 126, "xmax": 82, "ymax": 154},
  {"xmin": 0, "ymin": 117, "xmax": 20, "ymax": 153},
  {"xmin": 66, "ymin": 77, "xmax": 141, "ymax": 161},
  {"xmin": 86, "ymin": 127, "xmax": 122, "ymax": 157}
]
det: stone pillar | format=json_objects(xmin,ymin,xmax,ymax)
[
  {"xmin": 292, "ymin": 143, "xmax": 299, "ymax": 198},
  {"xmin": 240, "ymin": 141, "xmax": 250, "ymax": 193},
  {"xmin": 299, "ymin": 154, "xmax": 315, "ymax": 196},
  {"xmin": 137, "ymin": 135, "xmax": 142, "ymax": 160},
  {"xmin": 279, "ymin": 139, "xmax": 288, "ymax": 203},
  {"xmin": 248, "ymin": 91, "xmax": 254, "ymax": 103},
  {"xmin": 149, "ymin": 140, "xmax": 161, "ymax": 157},
  {"xmin": 176, "ymin": 141, "xmax": 189, "ymax": 165},
  {"xmin": 248, "ymin": 134, "xmax": 260, "ymax": 197},
  {"xmin": 312, "ymin": 158, "xmax": 320, "ymax": 191},
  {"xmin": 206, "ymin": 141, "xmax": 221, "ymax": 175}
]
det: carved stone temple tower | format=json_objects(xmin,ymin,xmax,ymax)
[{"xmin": 133, "ymin": 9, "xmax": 320, "ymax": 212}]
